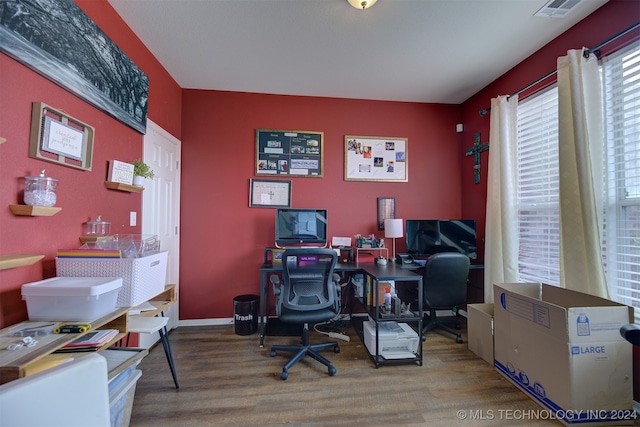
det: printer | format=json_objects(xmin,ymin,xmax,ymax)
[{"xmin": 363, "ymin": 320, "xmax": 419, "ymax": 359}]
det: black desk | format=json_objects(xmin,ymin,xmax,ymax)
[{"xmin": 259, "ymin": 259, "xmax": 424, "ymax": 366}]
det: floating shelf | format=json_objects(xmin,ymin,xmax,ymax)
[
  {"xmin": 9, "ymin": 205, "xmax": 61, "ymax": 216},
  {"xmin": 79, "ymin": 235, "xmax": 113, "ymax": 244},
  {"xmin": 104, "ymin": 181, "xmax": 144, "ymax": 193},
  {"xmin": 0, "ymin": 254, "xmax": 45, "ymax": 270}
]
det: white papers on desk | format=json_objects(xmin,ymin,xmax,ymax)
[
  {"xmin": 332, "ymin": 236, "xmax": 352, "ymax": 247},
  {"xmin": 128, "ymin": 302, "xmax": 156, "ymax": 315}
]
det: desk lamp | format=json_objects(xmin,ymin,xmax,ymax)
[{"xmin": 384, "ymin": 218, "xmax": 403, "ymax": 262}]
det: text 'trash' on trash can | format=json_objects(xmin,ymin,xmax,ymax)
[{"xmin": 233, "ymin": 294, "xmax": 259, "ymax": 335}]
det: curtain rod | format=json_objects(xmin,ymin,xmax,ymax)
[{"xmin": 479, "ymin": 21, "xmax": 640, "ymax": 117}]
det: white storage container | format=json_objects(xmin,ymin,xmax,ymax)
[
  {"xmin": 109, "ymin": 369, "xmax": 142, "ymax": 427},
  {"xmin": 22, "ymin": 277, "xmax": 122, "ymax": 322},
  {"xmin": 56, "ymin": 251, "xmax": 168, "ymax": 307}
]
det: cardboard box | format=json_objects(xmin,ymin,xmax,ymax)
[
  {"xmin": 493, "ymin": 283, "xmax": 635, "ymax": 426},
  {"xmin": 22, "ymin": 277, "xmax": 122, "ymax": 322},
  {"xmin": 467, "ymin": 303, "xmax": 494, "ymax": 365}
]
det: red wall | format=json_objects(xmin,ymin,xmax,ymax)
[
  {"xmin": 0, "ymin": 0, "xmax": 181, "ymax": 328},
  {"xmin": 1, "ymin": 1, "xmax": 637, "ymax": 399},
  {"xmin": 460, "ymin": 0, "xmax": 640, "ymax": 403},
  {"xmin": 460, "ymin": 0, "xmax": 639, "ymax": 227},
  {"xmin": 180, "ymin": 90, "xmax": 463, "ymax": 319}
]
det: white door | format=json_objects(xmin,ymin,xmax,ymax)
[{"xmin": 140, "ymin": 119, "xmax": 181, "ymax": 348}]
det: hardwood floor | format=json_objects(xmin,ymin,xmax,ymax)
[{"xmin": 128, "ymin": 321, "xmax": 625, "ymax": 427}]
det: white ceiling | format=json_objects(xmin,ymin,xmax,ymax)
[{"xmin": 107, "ymin": 0, "xmax": 609, "ymax": 104}]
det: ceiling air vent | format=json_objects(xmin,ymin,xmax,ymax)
[{"xmin": 534, "ymin": 0, "xmax": 582, "ymax": 18}]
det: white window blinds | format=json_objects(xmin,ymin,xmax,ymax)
[
  {"xmin": 516, "ymin": 87, "xmax": 561, "ymax": 285},
  {"xmin": 602, "ymin": 42, "xmax": 640, "ymax": 315}
]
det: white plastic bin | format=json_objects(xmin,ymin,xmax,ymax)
[
  {"xmin": 109, "ymin": 369, "xmax": 142, "ymax": 427},
  {"xmin": 21, "ymin": 277, "xmax": 122, "ymax": 322},
  {"xmin": 56, "ymin": 251, "xmax": 168, "ymax": 307}
]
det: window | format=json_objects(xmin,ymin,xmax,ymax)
[
  {"xmin": 602, "ymin": 43, "xmax": 640, "ymax": 314},
  {"xmin": 516, "ymin": 87, "xmax": 560, "ymax": 285},
  {"xmin": 515, "ymin": 41, "xmax": 640, "ymax": 320}
]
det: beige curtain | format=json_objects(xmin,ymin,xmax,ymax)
[
  {"xmin": 557, "ymin": 48, "xmax": 609, "ymax": 298},
  {"xmin": 484, "ymin": 95, "xmax": 519, "ymax": 303}
]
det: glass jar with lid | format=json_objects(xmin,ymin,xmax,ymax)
[
  {"xmin": 24, "ymin": 170, "xmax": 58, "ymax": 207},
  {"xmin": 84, "ymin": 215, "xmax": 111, "ymax": 236}
]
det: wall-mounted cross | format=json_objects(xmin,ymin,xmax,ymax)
[{"xmin": 465, "ymin": 132, "xmax": 489, "ymax": 184}]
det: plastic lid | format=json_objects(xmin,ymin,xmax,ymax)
[{"xmin": 21, "ymin": 277, "xmax": 123, "ymax": 297}]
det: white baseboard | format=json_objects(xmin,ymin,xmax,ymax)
[{"xmin": 178, "ymin": 318, "xmax": 233, "ymax": 327}]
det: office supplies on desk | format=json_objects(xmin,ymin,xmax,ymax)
[
  {"xmin": 54, "ymin": 323, "xmax": 92, "ymax": 333},
  {"xmin": 396, "ymin": 253, "xmax": 415, "ymax": 265}
]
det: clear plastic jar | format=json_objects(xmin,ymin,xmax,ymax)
[{"xmin": 24, "ymin": 170, "xmax": 58, "ymax": 207}]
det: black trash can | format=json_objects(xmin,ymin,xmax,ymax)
[{"xmin": 233, "ymin": 294, "xmax": 259, "ymax": 335}]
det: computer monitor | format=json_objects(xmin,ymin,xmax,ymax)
[
  {"xmin": 405, "ymin": 219, "xmax": 477, "ymax": 259},
  {"xmin": 275, "ymin": 208, "xmax": 328, "ymax": 247}
]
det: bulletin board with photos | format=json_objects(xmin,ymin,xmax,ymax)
[
  {"xmin": 345, "ymin": 135, "xmax": 408, "ymax": 182},
  {"xmin": 255, "ymin": 129, "xmax": 324, "ymax": 177}
]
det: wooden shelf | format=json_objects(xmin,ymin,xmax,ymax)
[
  {"xmin": 104, "ymin": 181, "xmax": 144, "ymax": 193},
  {"xmin": 0, "ymin": 307, "xmax": 129, "ymax": 384},
  {"xmin": 0, "ymin": 254, "xmax": 45, "ymax": 270},
  {"xmin": 9, "ymin": 205, "xmax": 61, "ymax": 216},
  {"xmin": 135, "ymin": 285, "xmax": 177, "ymax": 318},
  {"xmin": 0, "ymin": 285, "xmax": 175, "ymax": 385},
  {"xmin": 79, "ymin": 235, "xmax": 113, "ymax": 244}
]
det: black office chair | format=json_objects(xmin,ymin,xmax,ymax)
[
  {"xmin": 620, "ymin": 324, "xmax": 640, "ymax": 346},
  {"xmin": 270, "ymin": 248, "xmax": 341, "ymax": 380},
  {"xmin": 421, "ymin": 252, "xmax": 470, "ymax": 344}
]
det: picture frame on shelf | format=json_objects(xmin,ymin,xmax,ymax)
[{"xmin": 107, "ymin": 160, "xmax": 134, "ymax": 185}]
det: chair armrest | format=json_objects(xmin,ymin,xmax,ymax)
[{"xmin": 620, "ymin": 324, "xmax": 640, "ymax": 346}]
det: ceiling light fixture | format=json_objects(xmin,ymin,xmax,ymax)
[{"xmin": 347, "ymin": 0, "xmax": 378, "ymax": 10}]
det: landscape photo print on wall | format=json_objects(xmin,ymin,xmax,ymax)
[{"xmin": 0, "ymin": 0, "xmax": 149, "ymax": 134}]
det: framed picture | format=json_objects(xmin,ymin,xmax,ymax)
[
  {"xmin": 0, "ymin": 0, "xmax": 148, "ymax": 134},
  {"xmin": 256, "ymin": 129, "xmax": 323, "ymax": 177},
  {"xmin": 377, "ymin": 197, "xmax": 396, "ymax": 230},
  {"xmin": 29, "ymin": 102, "xmax": 95, "ymax": 171},
  {"xmin": 249, "ymin": 178, "xmax": 292, "ymax": 208},
  {"xmin": 345, "ymin": 135, "xmax": 408, "ymax": 182}
]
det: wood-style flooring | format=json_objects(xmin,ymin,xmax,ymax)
[{"xmin": 128, "ymin": 320, "xmax": 632, "ymax": 427}]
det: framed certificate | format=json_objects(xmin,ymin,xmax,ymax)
[{"xmin": 249, "ymin": 179, "xmax": 292, "ymax": 208}]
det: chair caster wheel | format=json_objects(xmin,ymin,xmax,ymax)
[
  {"xmin": 281, "ymin": 370, "xmax": 288, "ymax": 380},
  {"xmin": 270, "ymin": 350, "xmax": 277, "ymax": 357},
  {"xmin": 328, "ymin": 366, "xmax": 336, "ymax": 376},
  {"xmin": 456, "ymin": 336, "xmax": 463, "ymax": 344},
  {"xmin": 334, "ymin": 345, "xmax": 340, "ymax": 353}
]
